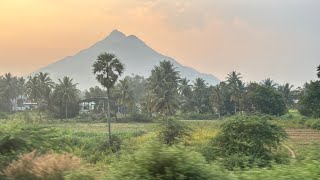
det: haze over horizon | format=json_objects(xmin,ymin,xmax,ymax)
[{"xmin": 1, "ymin": 0, "xmax": 320, "ymax": 86}]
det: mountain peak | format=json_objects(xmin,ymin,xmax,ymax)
[{"xmin": 106, "ymin": 29, "xmax": 126, "ymax": 41}]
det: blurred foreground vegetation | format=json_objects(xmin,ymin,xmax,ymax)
[{"xmin": 0, "ymin": 111, "xmax": 320, "ymax": 179}]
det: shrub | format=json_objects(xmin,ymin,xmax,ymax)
[
  {"xmin": 114, "ymin": 113, "xmax": 153, "ymax": 123},
  {"xmin": 3, "ymin": 151, "xmax": 81, "ymax": 180},
  {"xmin": 106, "ymin": 142, "xmax": 228, "ymax": 180},
  {"xmin": 207, "ymin": 115, "xmax": 288, "ymax": 170},
  {"xmin": 0, "ymin": 112, "xmax": 9, "ymax": 119},
  {"xmin": 158, "ymin": 118, "xmax": 192, "ymax": 145},
  {"xmin": 305, "ymin": 119, "xmax": 320, "ymax": 130},
  {"xmin": 0, "ymin": 122, "xmax": 61, "ymax": 171},
  {"xmin": 99, "ymin": 135, "xmax": 122, "ymax": 153},
  {"xmin": 64, "ymin": 171, "xmax": 95, "ymax": 180},
  {"xmin": 177, "ymin": 113, "xmax": 218, "ymax": 120}
]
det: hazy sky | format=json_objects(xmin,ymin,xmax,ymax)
[{"xmin": 1, "ymin": 0, "xmax": 319, "ymax": 86}]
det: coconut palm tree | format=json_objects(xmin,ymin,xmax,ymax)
[
  {"xmin": 93, "ymin": 53, "xmax": 124, "ymax": 141},
  {"xmin": 317, "ymin": 65, "xmax": 320, "ymax": 78},
  {"xmin": 179, "ymin": 78, "xmax": 192, "ymax": 98},
  {"xmin": 16, "ymin": 77, "xmax": 26, "ymax": 110},
  {"xmin": 117, "ymin": 78, "xmax": 135, "ymax": 116},
  {"xmin": 278, "ymin": 83, "xmax": 295, "ymax": 107},
  {"xmin": 178, "ymin": 78, "xmax": 193, "ymax": 112},
  {"xmin": 37, "ymin": 72, "xmax": 54, "ymax": 99},
  {"xmin": 261, "ymin": 78, "xmax": 278, "ymax": 88},
  {"xmin": 37, "ymin": 72, "xmax": 54, "ymax": 115},
  {"xmin": 145, "ymin": 60, "xmax": 180, "ymax": 116},
  {"xmin": 0, "ymin": 73, "xmax": 18, "ymax": 112},
  {"xmin": 226, "ymin": 71, "xmax": 243, "ymax": 114},
  {"xmin": 210, "ymin": 84, "xmax": 225, "ymax": 118},
  {"xmin": 192, "ymin": 78, "xmax": 210, "ymax": 114},
  {"xmin": 53, "ymin": 76, "xmax": 80, "ymax": 119}
]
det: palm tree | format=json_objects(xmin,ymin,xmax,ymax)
[
  {"xmin": 37, "ymin": 72, "xmax": 54, "ymax": 99},
  {"xmin": 278, "ymin": 83, "xmax": 295, "ymax": 107},
  {"xmin": 26, "ymin": 76, "xmax": 44, "ymax": 120},
  {"xmin": 145, "ymin": 60, "xmax": 180, "ymax": 116},
  {"xmin": 53, "ymin": 77, "xmax": 80, "ymax": 119},
  {"xmin": 210, "ymin": 84, "xmax": 225, "ymax": 118},
  {"xmin": 93, "ymin": 53, "xmax": 124, "ymax": 141},
  {"xmin": 37, "ymin": 72, "xmax": 54, "ymax": 116},
  {"xmin": 178, "ymin": 78, "xmax": 193, "ymax": 112},
  {"xmin": 261, "ymin": 78, "xmax": 278, "ymax": 88},
  {"xmin": 317, "ymin": 65, "xmax": 320, "ymax": 78},
  {"xmin": 0, "ymin": 73, "xmax": 18, "ymax": 112},
  {"xmin": 17, "ymin": 77, "xmax": 26, "ymax": 111},
  {"xmin": 192, "ymin": 78, "xmax": 210, "ymax": 114},
  {"xmin": 118, "ymin": 78, "xmax": 135, "ymax": 116},
  {"xmin": 226, "ymin": 71, "xmax": 243, "ymax": 114},
  {"xmin": 179, "ymin": 78, "xmax": 192, "ymax": 98}
]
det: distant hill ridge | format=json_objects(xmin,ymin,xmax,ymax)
[{"xmin": 33, "ymin": 30, "xmax": 220, "ymax": 89}]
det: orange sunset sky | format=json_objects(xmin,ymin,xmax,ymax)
[{"xmin": 0, "ymin": 0, "xmax": 319, "ymax": 86}]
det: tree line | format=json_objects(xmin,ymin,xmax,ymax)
[
  {"xmin": 0, "ymin": 53, "xmax": 319, "ymax": 120},
  {"xmin": 0, "ymin": 73, "xmax": 80, "ymax": 120}
]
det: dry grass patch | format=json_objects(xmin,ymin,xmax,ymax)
[{"xmin": 4, "ymin": 151, "xmax": 81, "ymax": 180}]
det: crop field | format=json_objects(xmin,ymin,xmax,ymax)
[{"xmin": 286, "ymin": 128, "xmax": 320, "ymax": 145}]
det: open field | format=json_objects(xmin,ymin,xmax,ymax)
[{"xmin": 1, "ymin": 115, "xmax": 320, "ymax": 179}]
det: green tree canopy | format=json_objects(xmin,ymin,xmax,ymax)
[
  {"xmin": 248, "ymin": 84, "xmax": 287, "ymax": 116},
  {"xmin": 299, "ymin": 81, "xmax": 320, "ymax": 118},
  {"xmin": 53, "ymin": 76, "xmax": 80, "ymax": 119},
  {"xmin": 145, "ymin": 60, "xmax": 180, "ymax": 116}
]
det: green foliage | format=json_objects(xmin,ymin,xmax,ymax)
[
  {"xmin": 299, "ymin": 80, "xmax": 320, "ymax": 118},
  {"xmin": 304, "ymin": 119, "xmax": 320, "ymax": 130},
  {"xmin": 317, "ymin": 64, "xmax": 320, "ymax": 79},
  {"xmin": 52, "ymin": 76, "xmax": 80, "ymax": 119},
  {"xmin": 106, "ymin": 142, "xmax": 228, "ymax": 180},
  {"xmin": 0, "ymin": 73, "xmax": 20, "ymax": 112},
  {"xmin": 158, "ymin": 118, "xmax": 192, "ymax": 145},
  {"xmin": 0, "ymin": 121, "xmax": 61, "ymax": 173},
  {"xmin": 248, "ymin": 85, "xmax": 287, "ymax": 116},
  {"xmin": 208, "ymin": 115, "xmax": 287, "ymax": 170},
  {"xmin": 191, "ymin": 78, "xmax": 212, "ymax": 114},
  {"xmin": 99, "ymin": 135, "xmax": 122, "ymax": 153},
  {"xmin": 93, "ymin": 53, "xmax": 124, "ymax": 91},
  {"xmin": 65, "ymin": 171, "xmax": 95, "ymax": 180},
  {"xmin": 145, "ymin": 60, "xmax": 180, "ymax": 116},
  {"xmin": 0, "ymin": 112, "xmax": 9, "ymax": 119},
  {"xmin": 115, "ymin": 112, "xmax": 153, "ymax": 123},
  {"xmin": 177, "ymin": 113, "xmax": 218, "ymax": 120}
]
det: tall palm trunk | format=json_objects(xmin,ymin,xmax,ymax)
[
  {"xmin": 65, "ymin": 103, "xmax": 68, "ymax": 119},
  {"xmin": 107, "ymin": 89, "xmax": 111, "ymax": 142}
]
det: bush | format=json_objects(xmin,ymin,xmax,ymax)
[
  {"xmin": 177, "ymin": 113, "xmax": 218, "ymax": 120},
  {"xmin": 0, "ymin": 122, "xmax": 61, "ymax": 172},
  {"xmin": 158, "ymin": 118, "xmax": 192, "ymax": 145},
  {"xmin": 99, "ymin": 135, "xmax": 122, "ymax": 153},
  {"xmin": 3, "ymin": 151, "xmax": 81, "ymax": 180},
  {"xmin": 305, "ymin": 119, "xmax": 320, "ymax": 130},
  {"xmin": 64, "ymin": 170, "xmax": 95, "ymax": 180},
  {"xmin": 114, "ymin": 112, "xmax": 153, "ymax": 123},
  {"xmin": 0, "ymin": 112, "xmax": 9, "ymax": 119},
  {"xmin": 106, "ymin": 142, "xmax": 228, "ymax": 180},
  {"xmin": 207, "ymin": 115, "xmax": 288, "ymax": 170}
]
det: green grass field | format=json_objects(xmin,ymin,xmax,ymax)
[{"xmin": 1, "ymin": 112, "xmax": 320, "ymax": 179}]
